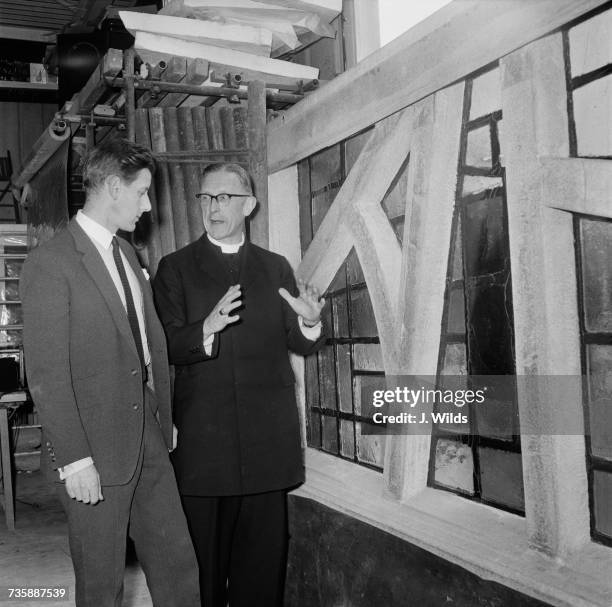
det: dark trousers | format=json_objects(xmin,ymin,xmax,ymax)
[
  {"xmin": 57, "ymin": 391, "xmax": 200, "ymax": 607},
  {"xmin": 182, "ymin": 490, "xmax": 288, "ymax": 607}
]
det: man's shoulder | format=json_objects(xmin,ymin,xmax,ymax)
[
  {"xmin": 248, "ymin": 242, "xmax": 289, "ymax": 269},
  {"xmin": 160, "ymin": 238, "xmax": 201, "ymax": 266},
  {"xmin": 26, "ymin": 225, "xmax": 76, "ymax": 267}
]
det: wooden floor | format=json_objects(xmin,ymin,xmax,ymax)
[{"xmin": 0, "ymin": 469, "xmax": 152, "ymax": 607}]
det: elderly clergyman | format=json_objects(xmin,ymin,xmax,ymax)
[
  {"xmin": 153, "ymin": 162, "xmax": 326, "ymax": 607},
  {"xmin": 21, "ymin": 139, "xmax": 199, "ymax": 607}
]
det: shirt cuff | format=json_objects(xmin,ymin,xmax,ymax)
[
  {"xmin": 298, "ymin": 316, "xmax": 322, "ymax": 341},
  {"xmin": 203, "ymin": 332, "xmax": 215, "ymax": 356},
  {"xmin": 59, "ymin": 457, "xmax": 94, "ymax": 480}
]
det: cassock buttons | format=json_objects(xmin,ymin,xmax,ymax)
[
  {"xmin": 132, "ymin": 404, "xmax": 139, "ymax": 410},
  {"xmin": 131, "ymin": 369, "xmax": 138, "ymax": 376}
]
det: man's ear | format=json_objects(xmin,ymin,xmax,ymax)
[
  {"xmin": 242, "ymin": 195, "xmax": 257, "ymax": 218},
  {"xmin": 105, "ymin": 175, "xmax": 121, "ymax": 199}
]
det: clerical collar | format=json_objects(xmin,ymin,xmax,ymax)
[{"xmin": 207, "ymin": 232, "xmax": 244, "ymax": 254}]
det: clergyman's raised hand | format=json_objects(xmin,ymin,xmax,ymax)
[
  {"xmin": 278, "ymin": 279, "xmax": 324, "ymax": 326},
  {"xmin": 203, "ymin": 284, "xmax": 242, "ymax": 340}
]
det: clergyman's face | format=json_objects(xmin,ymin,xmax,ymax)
[
  {"xmin": 109, "ymin": 168, "xmax": 152, "ymax": 233},
  {"xmin": 200, "ymin": 171, "xmax": 255, "ymax": 244}
]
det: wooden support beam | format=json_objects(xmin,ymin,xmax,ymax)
[
  {"xmin": 385, "ymin": 84, "xmax": 464, "ymax": 501},
  {"xmin": 13, "ymin": 123, "xmax": 70, "ymax": 188},
  {"xmin": 541, "ymin": 157, "xmax": 612, "ymax": 219},
  {"xmin": 349, "ymin": 201, "xmax": 402, "ymax": 356},
  {"xmin": 298, "ymin": 105, "xmax": 417, "ymax": 294},
  {"xmin": 74, "ymin": 48, "xmax": 123, "ymax": 114},
  {"xmin": 0, "ymin": 407, "xmax": 15, "ymax": 532},
  {"xmin": 267, "ymin": 0, "xmax": 610, "ymax": 173},
  {"xmin": 0, "ymin": 25, "xmax": 55, "ymax": 43},
  {"xmin": 501, "ymin": 33, "xmax": 590, "ymax": 557},
  {"xmin": 137, "ymin": 56, "xmax": 187, "ymax": 109},
  {"xmin": 342, "ymin": 0, "xmax": 380, "ymax": 67}
]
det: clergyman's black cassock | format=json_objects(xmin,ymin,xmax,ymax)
[{"xmin": 153, "ymin": 234, "xmax": 326, "ymax": 496}]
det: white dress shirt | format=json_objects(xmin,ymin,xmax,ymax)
[
  {"xmin": 202, "ymin": 233, "xmax": 322, "ymax": 355},
  {"xmin": 60, "ymin": 210, "xmax": 151, "ymax": 479}
]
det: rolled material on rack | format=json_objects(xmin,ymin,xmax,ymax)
[
  {"xmin": 163, "ymin": 107, "xmax": 191, "ymax": 250},
  {"xmin": 13, "ymin": 121, "xmax": 70, "ymax": 188},
  {"xmin": 134, "ymin": 108, "xmax": 163, "ymax": 275},
  {"xmin": 149, "ymin": 107, "xmax": 177, "ymax": 256},
  {"xmin": 177, "ymin": 107, "xmax": 205, "ymax": 243}
]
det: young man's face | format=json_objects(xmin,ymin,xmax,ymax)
[
  {"xmin": 109, "ymin": 168, "xmax": 152, "ymax": 233},
  {"xmin": 200, "ymin": 171, "xmax": 255, "ymax": 244}
]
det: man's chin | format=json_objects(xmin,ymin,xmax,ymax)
[
  {"xmin": 121, "ymin": 221, "xmax": 137, "ymax": 233},
  {"xmin": 206, "ymin": 226, "xmax": 225, "ymax": 238}
]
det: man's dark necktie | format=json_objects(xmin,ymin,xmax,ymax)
[{"xmin": 112, "ymin": 237, "xmax": 146, "ymax": 378}]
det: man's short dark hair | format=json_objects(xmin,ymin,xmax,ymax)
[
  {"xmin": 200, "ymin": 163, "xmax": 254, "ymax": 194},
  {"xmin": 82, "ymin": 139, "xmax": 155, "ymax": 194}
]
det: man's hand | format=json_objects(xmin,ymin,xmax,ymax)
[
  {"xmin": 65, "ymin": 463, "xmax": 103, "ymax": 505},
  {"xmin": 171, "ymin": 424, "xmax": 178, "ymax": 452},
  {"xmin": 203, "ymin": 284, "xmax": 242, "ymax": 340},
  {"xmin": 278, "ymin": 279, "xmax": 324, "ymax": 326}
]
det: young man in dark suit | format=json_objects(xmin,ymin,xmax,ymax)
[
  {"xmin": 153, "ymin": 163, "xmax": 326, "ymax": 607},
  {"xmin": 21, "ymin": 139, "xmax": 199, "ymax": 607}
]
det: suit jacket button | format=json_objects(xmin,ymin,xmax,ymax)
[
  {"xmin": 131, "ymin": 369, "xmax": 138, "ymax": 376},
  {"xmin": 132, "ymin": 404, "xmax": 139, "ymax": 410}
]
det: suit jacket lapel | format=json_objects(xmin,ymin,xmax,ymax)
[
  {"xmin": 119, "ymin": 239, "xmax": 158, "ymax": 345},
  {"xmin": 67, "ymin": 220, "xmax": 138, "ymax": 359}
]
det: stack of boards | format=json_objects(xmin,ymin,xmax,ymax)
[{"xmin": 120, "ymin": 0, "xmax": 343, "ymax": 90}]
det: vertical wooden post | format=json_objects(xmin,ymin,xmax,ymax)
[
  {"xmin": 247, "ymin": 80, "xmax": 268, "ymax": 248},
  {"xmin": 384, "ymin": 85, "xmax": 464, "ymax": 500},
  {"xmin": 501, "ymin": 34, "xmax": 589, "ymax": 556},
  {"xmin": 0, "ymin": 407, "xmax": 15, "ymax": 532},
  {"xmin": 124, "ymin": 47, "xmax": 136, "ymax": 143}
]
